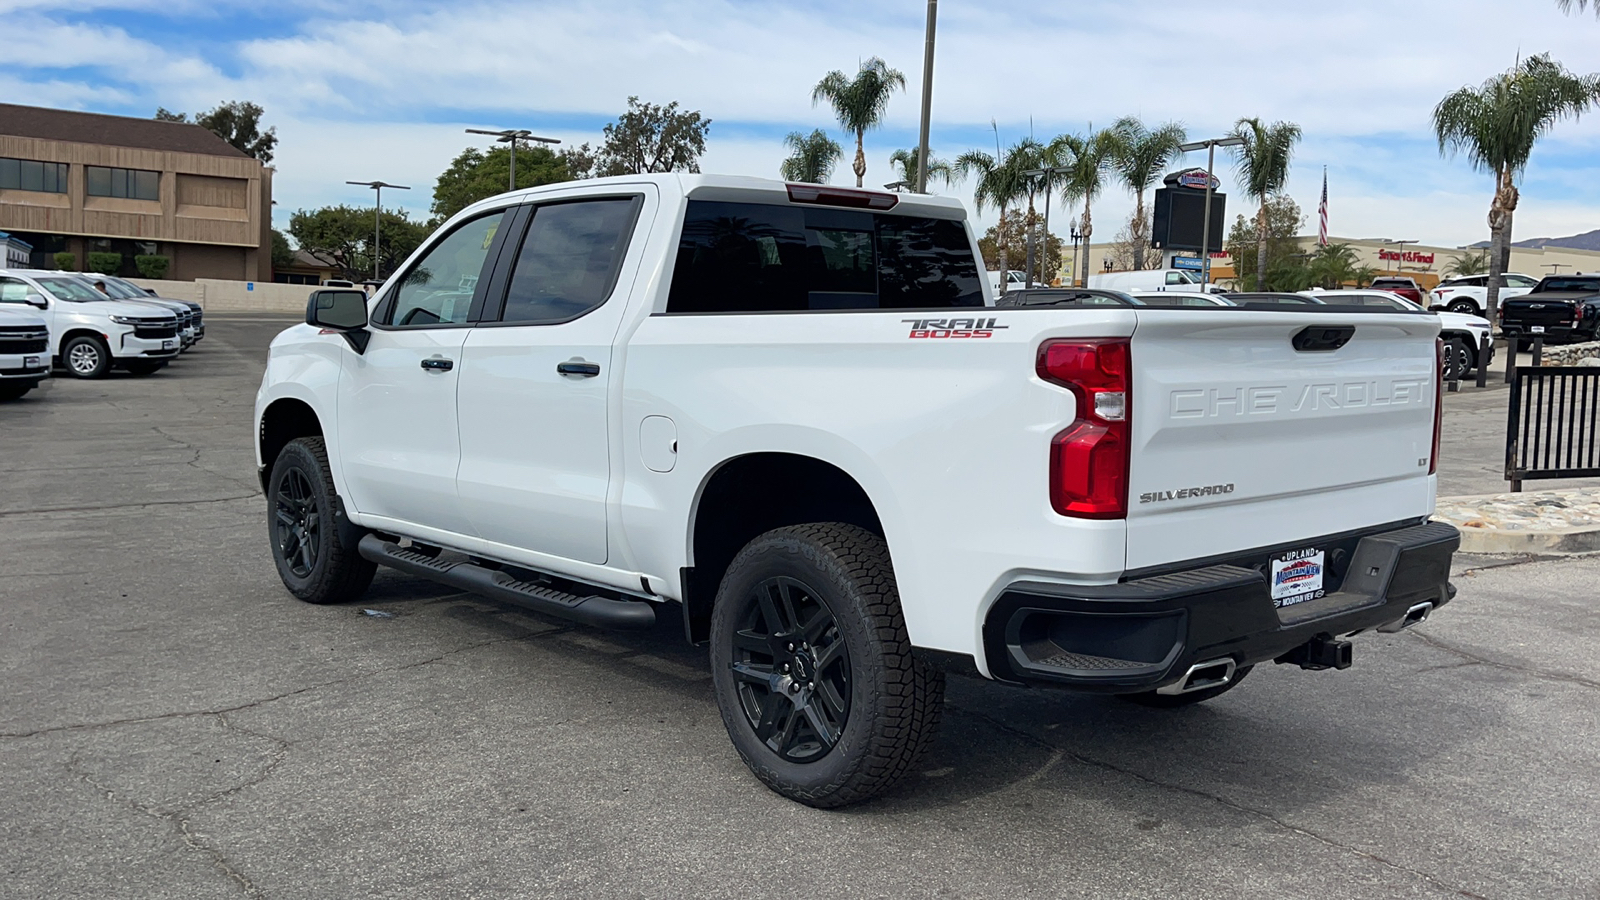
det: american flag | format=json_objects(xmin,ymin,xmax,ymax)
[{"xmin": 1318, "ymin": 167, "xmax": 1329, "ymax": 247}]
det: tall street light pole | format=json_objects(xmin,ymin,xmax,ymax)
[
  {"xmin": 1384, "ymin": 238, "xmax": 1418, "ymax": 276},
  {"xmin": 914, "ymin": 0, "xmax": 937, "ymax": 194},
  {"xmin": 466, "ymin": 128, "xmax": 561, "ymax": 191},
  {"xmin": 346, "ymin": 180, "xmax": 410, "ymax": 281},
  {"xmin": 1178, "ymin": 136, "xmax": 1245, "ymax": 289}
]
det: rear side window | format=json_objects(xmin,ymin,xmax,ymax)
[
  {"xmin": 666, "ymin": 200, "xmax": 983, "ymax": 313},
  {"xmin": 498, "ymin": 198, "xmax": 641, "ymax": 325}
]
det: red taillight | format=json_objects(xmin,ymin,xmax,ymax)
[
  {"xmin": 1430, "ymin": 338, "xmax": 1443, "ymax": 475},
  {"xmin": 1576, "ymin": 304, "xmax": 1585, "ymax": 323},
  {"xmin": 1038, "ymin": 340, "xmax": 1130, "ymax": 518}
]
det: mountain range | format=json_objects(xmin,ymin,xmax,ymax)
[{"xmin": 1469, "ymin": 229, "xmax": 1600, "ymax": 251}]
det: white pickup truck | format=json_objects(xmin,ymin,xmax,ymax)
[{"xmin": 256, "ymin": 175, "xmax": 1459, "ymax": 807}]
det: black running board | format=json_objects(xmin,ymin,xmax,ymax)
[{"xmin": 357, "ymin": 535, "xmax": 656, "ymax": 630}]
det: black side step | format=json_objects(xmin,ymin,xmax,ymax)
[{"xmin": 358, "ymin": 535, "xmax": 656, "ymax": 630}]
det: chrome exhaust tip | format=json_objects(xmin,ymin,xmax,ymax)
[
  {"xmin": 1378, "ymin": 601, "xmax": 1435, "ymax": 634},
  {"xmin": 1156, "ymin": 657, "xmax": 1237, "ymax": 695}
]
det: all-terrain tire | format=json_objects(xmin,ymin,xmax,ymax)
[
  {"xmin": 710, "ymin": 523, "xmax": 945, "ymax": 808},
  {"xmin": 61, "ymin": 335, "xmax": 111, "ymax": 379},
  {"xmin": 1118, "ymin": 665, "xmax": 1253, "ymax": 708},
  {"xmin": 267, "ymin": 436, "xmax": 376, "ymax": 605}
]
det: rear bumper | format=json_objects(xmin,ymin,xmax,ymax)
[
  {"xmin": 982, "ymin": 521, "xmax": 1460, "ymax": 692},
  {"xmin": 1502, "ymin": 324, "xmax": 1592, "ymax": 344}
]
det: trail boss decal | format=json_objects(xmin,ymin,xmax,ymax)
[
  {"xmin": 1270, "ymin": 548, "xmax": 1327, "ymax": 608},
  {"xmin": 1139, "ymin": 484, "xmax": 1235, "ymax": 504},
  {"xmin": 902, "ymin": 317, "xmax": 1008, "ymax": 339}
]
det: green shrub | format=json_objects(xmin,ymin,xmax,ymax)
[
  {"xmin": 134, "ymin": 254, "xmax": 170, "ymax": 279},
  {"xmin": 53, "ymin": 252, "xmax": 77, "ymax": 271},
  {"xmin": 86, "ymin": 252, "xmax": 122, "ymax": 275}
]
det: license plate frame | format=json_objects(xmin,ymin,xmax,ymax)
[
  {"xmin": 1270, "ymin": 548, "xmax": 1327, "ymax": 609},
  {"xmin": 1531, "ymin": 326, "xmax": 1546, "ymax": 334}
]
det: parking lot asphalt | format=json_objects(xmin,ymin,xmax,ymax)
[{"xmin": 2, "ymin": 315, "xmax": 1596, "ymax": 899}]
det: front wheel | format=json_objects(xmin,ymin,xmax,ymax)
[
  {"xmin": 61, "ymin": 336, "xmax": 111, "ymax": 379},
  {"xmin": 1441, "ymin": 338, "xmax": 1473, "ymax": 382},
  {"xmin": 710, "ymin": 523, "xmax": 945, "ymax": 808},
  {"xmin": 268, "ymin": 436, "xmax": 376, "ymax": 605}
]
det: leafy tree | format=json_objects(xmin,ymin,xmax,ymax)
[
  {"xmin": 1443, "ymin": 249, "xmax": 1491, "ymax": 278},
  {"xmin": 888, "ymin": 148, "xmax": 954, "ymax": 190},
  {"xmin": 1433, "ymin": 54, "xmax": 1600, "ymax": 324},
  {"xmin": 1102, "ymin": 214, "xmax": 1159, "ymax": 272},
  {"xmin": 288, "ymin": 205, "xmax": 429, "ymax": 281},
  {"xmin": 1229, "ymin": 117, "xmax": 1302, "ymax": 290},
  {"xmin": 978, "ymin": 209, "xmax": 1064, "ymax": 282},
  {"xmin": 955, "ymin": 143, "xmax": 1032, "ymax": 292},
  {"xmin": 1224, "ymin": 195, "xmax": 1304, "ymax": 290},
  {"xmin": 153, "ymin": 101, "xmax": 279, "ymax": 162},
  {"xmin": 1109, "ymin": 117, "xmax": 1187, "ymax": 270},
  {"xmin": 569, "ymin": 97, "xmax": 710, "ymax": 178},
  {"xmin": 431, "ymin": 145, "xmax": 571, "ymax": 220},
  {"xmin": 270, "ymin": 228, "xmax": 296, "ymax": 271},
  {"xmin": 779, "ymin": 130, "xmax": 844, "ymax": 184},
  {"xmin": 812, "ymin": 57, "xmax": 907, "ymax": 187}
]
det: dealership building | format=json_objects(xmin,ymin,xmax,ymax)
[{"xmin": 0, "ymin": 103, "xmax": 272, "ymax": 281}]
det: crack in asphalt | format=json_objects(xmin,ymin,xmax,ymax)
[
  {"xmin": 0, "ymin": 493, "xmax": 260, "ymax": 519},
  {"xmin": 956, "ymin": 704, "xmax": 1492, "ymax": 900},
  {"xmin": 1404, "ymin": 629, "xmax": 1600, "ymax": 691},
  {"xmin": 1, "ymin": 634, "xmax": 537, "ymax": 740}
]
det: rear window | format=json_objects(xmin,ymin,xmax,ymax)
[
  {"xmin": 666, "ymin": 200, "xmax": 983, "ymax": 313},
  {"xmin": 1536, "ymin": 277, "xmax": 1600, "ymax": 293}
]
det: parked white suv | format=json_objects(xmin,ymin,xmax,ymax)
[
  {"xmin": 1304, "ymin": 289, "xmax": 1493, "ymax": 380},
  {"xmin": 0, "ymin": 269, "xmax": 180, "ymax": 378},
  {"xmin": 1428, "ymin": 273, "xmax": 1538, "ymax": 316},
  {"xmin": 256, "ymin": 175, "xmax": 1459, "ymax": 807},
  {"xmin": 0, "ymin": 304, "xmax": 51, "ymax": 400},
  {"xmin": 74, "ymin": 274, "xmax": 201, "ymax": 348}
]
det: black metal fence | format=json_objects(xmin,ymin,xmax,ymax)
[{"xmin": 1506, "ymin": 366, "xmax": 1600, "ymax": 491}]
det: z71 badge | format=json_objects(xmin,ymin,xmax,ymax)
[{"xmin": 902, "ymin": 317, "xmax": 1008, "ymax": 339}]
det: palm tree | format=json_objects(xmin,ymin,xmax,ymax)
[
  {"xmin": 1443, "ymin": 250, "xmax": 1490, "ymax": 278},
  {"xmin": 1032, "ymin": 135, "xmax": 1082, "ymax": 284},
  {"xmin": 1557, "ymin": 0, "xmax": 1599, "ymax": 13},
  {"xmin": 955, "ymin": 143, "xmax": 1032, "ymax": 293},
  {"xmin": 812, "ymin": 58, "xmax": 907, "ymax": 188},
  {"xmin": 1109, "ymin": 117, "xmax": 1188, "ymax": 270},
  {"xmin": 779, "ymin": 130, "xmax": 843, "ymax": 184},
  {"xmin": 1062, "ymin": 128, "xmax": 1117, "ymax": 286},
  {"xmin": 1307, "ymin": 242, "xmax": 1366, "ymax": 289},
  {"xmin": 1229, "ymin": 117, "xmax": 1303, "ymax": 290},
  {"xmin": 888, "ymin": 148, "xmax": 954, "ymax": 190},
  {"xmin": 1433, "ymin": 54, "xmax": 1600, "ymax": 323}
]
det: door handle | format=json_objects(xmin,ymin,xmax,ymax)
[
  {"xmin": 420, "ymin": 357, "xmax": 454, "ymax": 371},
  {"xmin": 557, "ymin": 360, "xmax": 601, "ymax": 377}
]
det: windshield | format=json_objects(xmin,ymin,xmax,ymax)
[
  {"xmin": 1537, "ymin": 277, "xmax": 1600, "ymax": 293},
  {"xmin": 82, "ymin": 276, "xmax": 144, "ymax": 300},
  {"xmin": 36, "ymin": 277, "xmax": 109, "ymax": 302},
  {"xmin": 1173, "ymin": 270, "xmax": 1201, "ymax": 284}
]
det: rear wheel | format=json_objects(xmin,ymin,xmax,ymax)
[
  {"xmin": 1119, "ymin": 665, "xmax": 1253, "ymax": 708},
  {"xmin": 710, "ymin": 523, "xmax": 945, "ymax": 808},
  {"xmin": 62, "ymin": 336, "xmax": 111, "ymax": 379},
  {"xmin": 268, "ymin": 436, "xmax": 376, "ymax": 605},
  {"xmin": 1446, "ymin": 299, "xmax": 1480, "ymax": 316}
]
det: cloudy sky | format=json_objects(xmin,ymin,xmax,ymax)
[{"xmin": 8, "ymin": 0, "xmax": 1600, "ymax": 248}]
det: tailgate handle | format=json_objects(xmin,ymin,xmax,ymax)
[{"xmin": 1292, "ymin": 325, "xmax": 1355, "ymax": 352}]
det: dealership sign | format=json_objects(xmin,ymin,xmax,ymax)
[
  {"xmin": 1378, "ymin": 249, "xmax": 1435, "ymax": 264},
  {"xmin": 1166, "ymin": 167, "xmax": 1221, "ymax": 191}
]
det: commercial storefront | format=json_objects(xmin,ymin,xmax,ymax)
[{"xmin": 0, "ymin": 104, "xmax": 272, "ymax": 281}]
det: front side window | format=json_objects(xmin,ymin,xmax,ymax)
[
  {"xmin": 497, "ymin": 198, "xmax": 640, "ymax": 325},
  {"xmin": 384, "ymin": 210, "xmax": 507, "ymax": 327},
  {"xmin": 34, "ymin": 276, "xmax": 104, "ymax": 302},
  {"xmin": 666, "ymin": 200, "xmax": 982, "ymax": 313},
  {"xmin": 0, "ymin": 158, "xmax": 68, "ymax": 193},
  {"xmin": 86, "ymin": 166, "xmax": 160, "ymax": 201},
  {"xmin": 0, "ymin": 278, "xmax": 36, "ymax": 303}
]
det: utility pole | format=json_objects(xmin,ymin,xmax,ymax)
[
  {"xmin": 915, "ymin": 0, "xmax": 938, "ymax": 194},
  {"xmin": 346, "ymin": 180, "xmax": 410, "ymax": 281},
  {"xmin": 1178, "ymin": 136, "xmax": 1245, "ymax": 289},
  {"xmin": 466, "ymin": 128, "xmax": 561, "ymax": 191}
]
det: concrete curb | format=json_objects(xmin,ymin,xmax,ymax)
[{"xmin": 1436, "ymin": 488, "xmax": 1600, "ymax": 555}]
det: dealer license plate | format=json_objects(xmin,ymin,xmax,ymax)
[
  {"xmin": 1270, "ymin": 548, "xmax": 1327, "ymax": 609},
  {"xmin": 24, "ymin": 356, "xmax": 40, "ymax": 368},
  {"xmin": 1531, "ymin": 326, "xmax": 1545, "ymax": 334},
  {"xmin": 163, "ymin": 340, "xmax": 174, "ymax": 349}
]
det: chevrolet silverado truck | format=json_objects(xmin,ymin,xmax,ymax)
[
  {"xmin": 255, "ymin": 175, "xmax": 1460, "ymax": 807},
  {"xmin": 1498, "ymin": 274, "xmax": 1600, "ymax": 350}
]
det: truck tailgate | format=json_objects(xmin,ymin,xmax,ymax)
[{"xmin": 1125, "ymin": 310, "xmax": 1439, "ymax": 571}]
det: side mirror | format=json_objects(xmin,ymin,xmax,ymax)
[
  {"xmin": 24, "ymin": 292, "xmax": 48, "ymax": 310},
  {"xmin": 307, "ymin": 289, "xmax": 371, "ymax": 354}
]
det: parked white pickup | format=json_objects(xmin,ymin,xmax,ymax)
[{"xmin": 256, "ymin": 174, "xmax": 1460, "ymax": 807}]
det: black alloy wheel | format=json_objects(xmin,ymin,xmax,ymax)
[
  {"xmin": 275, "ymin": 467, "xmax": 321, "ymax": 579},
  {"xmin": 729, "ymin": 575, "xmax": 852, "ymax": 763},
  {"xmin": 1441, "ymin": 338, "xmax": 1474, "ymax": 382},
  {"xmin": 1446, "ymin": 299, "xmax": 1481, "ymax": 316}
]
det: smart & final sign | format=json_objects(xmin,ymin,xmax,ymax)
[{"xmin": 1377, "ymin": 250, "xmax": 1435, "ymax": 264}]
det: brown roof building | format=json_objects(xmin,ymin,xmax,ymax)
[{"xmin": 0, "ymin": 103, "xmax": 273, "ymax": 281}]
